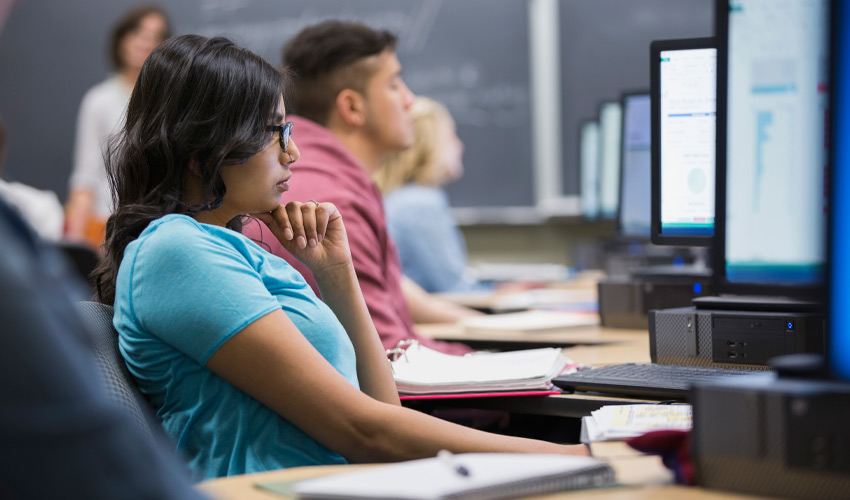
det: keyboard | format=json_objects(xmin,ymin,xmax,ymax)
[{"xmin": 552, "ymin": 363, "xmax": 761, "ymax": 399}]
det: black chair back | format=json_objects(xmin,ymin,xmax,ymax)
[
  {"xmin": 76, "ymin": 301, "xmax": 160, "ymax": 443},
  {"xmin": 57, "ymin": 241, "xmax": 100, "ymax": 291}
]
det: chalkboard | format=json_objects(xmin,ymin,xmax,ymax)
[
  {"xmin": 0, "ymin": 0, "xmax": 533, "ymax": 210},
  {"xmin": 559, "ymin": 0, "xmax": 714, "ymax": 196}
]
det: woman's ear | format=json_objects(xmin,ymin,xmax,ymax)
[
  {"xmin": 335, "ymin": 89, "xmax": 366, "ymax": 127},
  {"xmin": 186, "ymin": 155, "xmax": 203, "ymax": 177}
]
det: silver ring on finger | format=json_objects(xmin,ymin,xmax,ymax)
[{"xmin": 307, "ymin": 199, "xmax": 320, "ymax": 208}]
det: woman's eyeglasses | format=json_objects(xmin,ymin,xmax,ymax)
[{"xmin": 268, "ymin": 122, "xmax": 294, "ymax": 153}]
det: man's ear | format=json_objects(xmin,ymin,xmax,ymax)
[{"xmin": 335, "ymin": 89, "xmax": 367, "ymax": 127}]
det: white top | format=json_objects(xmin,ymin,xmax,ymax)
[
  {"xmin": 69, "ymin": 75, "xmax": 132, "ymax": 219},
  {"xmin": 0, "ymin": 180, "xmax": 64, "ymax": 240}
]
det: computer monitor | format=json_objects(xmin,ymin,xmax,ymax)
[
  {"xmin": 650, "ymin": 37, "xmax": 717, "ymax": 247},
  {"xmin": 829, "ymin": 0, "xmax": 849, "ymax": 380},
  {"xmin": 597, "ymin": 101, "xmax": 622, "ymax": 219},
  {"xmin": 617, "ymin": 92, "xmax": 652, "ymax": 238},
  {"xmin": 579, "ymin": 120, "xmax": 601, "ymax": 220},
  {"xmin": 713, "ymin": 0, "xmax": 830, "ymax": 298}
]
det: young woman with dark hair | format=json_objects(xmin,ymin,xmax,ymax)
[{"xmin": 97, "ymin": 34, "xmax": 587, "ymax": 481}]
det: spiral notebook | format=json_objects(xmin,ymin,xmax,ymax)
[{"xmin": 286, "ymin": 453, "xmax": 615, "ymax": 500}]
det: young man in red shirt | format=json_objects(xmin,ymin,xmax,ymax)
[{"xmin": 243, "ymin": 21, "xmax": 478, "ymax": 354}]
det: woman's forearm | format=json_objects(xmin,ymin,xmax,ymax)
[
  {"xmin": 313, "ymin": 262, "xmax": 400, "ymax": 405},
  {"xmin": 342, "ymin": 401, "xmax": 588, "ymax": 464}
]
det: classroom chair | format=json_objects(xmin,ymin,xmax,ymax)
[
  {"xmin": 57, "ymin": 241, "xmax": 100, "ymax": 291},
  {"xmin": 76, "ymin": 300, "xmax": 161, "ymax": 443}
]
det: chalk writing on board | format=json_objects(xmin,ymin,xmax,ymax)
[
  {"xmin": 407, "ymin": 63, "xmax": 529, "ymax": 129},
  {"xmin": 189, "ymin": 0, "xmax": 444, "ymax": 58}
]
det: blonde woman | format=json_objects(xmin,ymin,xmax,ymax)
[{"xmin": 374, "ymin": 97, "xmax": 480, "ymax": 293}]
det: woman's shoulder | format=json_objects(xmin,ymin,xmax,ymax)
[
  {"xmin": 131, "ymin": 215, "xmax": 214, "ymax": 255},
  {"xmin": 124, "ymin": 216, "xmax": 261, "ymax": 283},
  {"xmin": 136, "ymin": 215, "xmax": 265, "ymax": 260},
  {"xmin": 142, "ymin": 213, "xmax": 202, "ymax": 235}
]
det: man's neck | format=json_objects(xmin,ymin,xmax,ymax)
[{"xmin": 326, "ymin": 124, "xmax": 385, "ymax": 176}]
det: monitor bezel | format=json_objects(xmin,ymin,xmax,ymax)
[
  {"xmin": 711, "ymin": 0, "xmax": 826, "ymax": 300},
  {"xmin": 616, "ymin": 90, "xmax": 652, "ymax": 240},
  {"xmin": 827, "ymin": 0, "xmax": 846, "ymax": 379},
  {"xmin": 649, "ymin": 36, "xmax": 717, "ymax": 247}
]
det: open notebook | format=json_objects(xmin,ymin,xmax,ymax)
[
  {"xmin": 389, "ymin": 341, "xmax": 576, "ymax": 395},
  {"xmin": 283, "ymin": 453, "xmax": 615, "ymax": 500}
]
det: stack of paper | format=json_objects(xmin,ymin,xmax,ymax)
[
  {"xmin": 581, "ymin": 404, "xmax": 693, "ymax": 443},
  {"xmin": 459, "ymin": 310, "xmax": 598, "ymax": 335},
  {"xmin": 469, "ymin": 262, "xmax": 573, "ymax": 282},
  {"xmin": 490, "ymin": 288, "xmax": 598, "ymax": 313},
  {"xmin": 390, "ymin": 342, "xmax": 576, "ymax": 395},
  {"xmin": 288, "ymin": 453, "xmax": 615, "ymax": 500}
]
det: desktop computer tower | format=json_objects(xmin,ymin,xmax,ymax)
[
  {"xmin": 691, "ymin": 374, "xmax": 850, "ymax": 499},
  {"xmin": 598, "ymin": 272, "xmax": 712, "ymax": 329},
  {"xmin": 649, "ymin": 307, "xmax": 825, "ymax": 368}
]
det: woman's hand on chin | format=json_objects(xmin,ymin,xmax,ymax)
[{"xmin": 251, "ymin": 201, "xmax": 352, "ymax": 272}]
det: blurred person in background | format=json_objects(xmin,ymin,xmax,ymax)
[
  {"xmin": 65, "ymin": 4, "xmax": 170, "ymax": 249},
  {"xmin": 0, "ymin": 1, "xmax": 210, "ymax": 497},
  {"xmin": 374, "ymin": 96, "xmax": 482, "ymax": 293},
  {"xmin": 0, "ymin": 116, "xmax": 64, "ymax": 240}
]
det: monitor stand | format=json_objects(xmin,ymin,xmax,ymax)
[{"xmin": 629, "ymin": 264, "xmax": 712, "ymax": 282}]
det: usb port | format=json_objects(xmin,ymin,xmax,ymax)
[
  {"xmin": 726, "ymin": 340, "xmax": 737, "ymax": 347},
  {"xmin": 728, "ymin": 351, "xmax": 737, "ymax": 359}
]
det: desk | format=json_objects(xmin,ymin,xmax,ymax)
[
  {"xmin": 416, "ymin": 322, "xmax": 647, "ymax": 351},
  {"xmin": 198, "ymin": 442, "xmax": 774, "ymax": 500}
]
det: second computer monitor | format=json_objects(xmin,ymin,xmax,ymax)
[
  {"xmin": 618, "ymin": 92, "xmax": 652, "ymax": 238},
  {"xmin": 598, "ymin": 101, "xmax": 623, "ymax": 219},
  {"xmin": 650, "ymin": 37, "xmax": 717, "ymax": 246},
  {"xmin": 579, "ymin": 120, "xmax": 601, "ymax": 220}
]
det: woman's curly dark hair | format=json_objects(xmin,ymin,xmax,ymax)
[{"xmin": 94, "ymin": 35, "xmax": 287, "ymax": 304}]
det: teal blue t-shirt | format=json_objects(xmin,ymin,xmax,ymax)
[{"xmin": 113, "ymin": 214, "xmax": 359, "ymax": 480}]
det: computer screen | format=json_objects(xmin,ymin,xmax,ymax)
[
  {"xmin": 617, "ymin": 92, "xmax": 652, "ymax": 238},
  {"xmin": 650, "ymin": 38, "xmax": 717, "ymax": 246},
  {"xmin": 579, "ymin": 120, "xmax": 601, "ymax": 220},
  {"xmin": 598, "ymin": 101, "xmax": 623, "ymax": 219},
  {"xmin": 714, "ymin": 0, "xmax": 830, "ymax": 296},
  {"xmin": 829, "ymin": 0, "xmax": 849, "ymax": 380}
]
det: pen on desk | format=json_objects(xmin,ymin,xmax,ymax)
[{"xmin": 437, "ymin": 449, "xmax": 471, "ymax": 477}]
